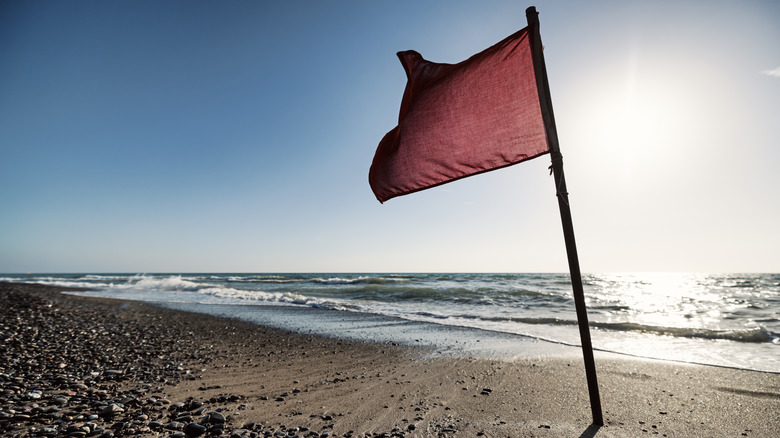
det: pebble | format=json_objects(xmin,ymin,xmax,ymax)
[
  {"xmin": 167, "ymin": 421, "xmax": 186, "ymax": 430},
  {"xmin": 208, "ymin": 411, "xmax": 226, "ymax": 423},
  {"xmin": 100, "ymin": 404, "xmax": 125, "ymax": 417},
  {"xmin": 183, "ymin": 422, "xmax": 207, "ymax": 436}
]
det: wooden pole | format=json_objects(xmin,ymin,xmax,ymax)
[{"xmin": 525, "ymin": 6, "xmax": 603, "ymax": 426}]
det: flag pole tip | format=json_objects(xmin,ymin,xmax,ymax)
[{"xmin": 525, "ymin": 6, "xmax": 539, "ymax": 24}]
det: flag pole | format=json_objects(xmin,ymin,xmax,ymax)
[{"xmin": 525, "ymin": 6, "xmax": 603, "ymax": 426}]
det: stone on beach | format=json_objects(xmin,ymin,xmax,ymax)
[{"xmin": 99, "ymin": 404, "xmax": 125, "ymax": 417}]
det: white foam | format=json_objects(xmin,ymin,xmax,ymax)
[
  {"xmin": 314, "ymin": 277, "xmax": 363, "ymax": 285},
  {"xmin": 125, "ymin": 275, "xmax": 202, "ymax": 292},
  {"xmin": 197, "ymin": 286, "xmax": 352, "ymax": 310},
  {"xmin": 0, "ymin": 277, "xmax": 113, "ymax": 289}
]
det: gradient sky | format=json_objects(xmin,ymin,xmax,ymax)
[{"xmin": 1, "ymin": 0, "xmax": 778, "ymax": 273}]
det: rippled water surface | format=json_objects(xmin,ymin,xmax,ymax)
[{"xmin": 4, "ymin": 272, "xmax": 778, "ymax": 372}]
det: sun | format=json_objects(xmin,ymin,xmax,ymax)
[{"xmin": 565, "ymin": 58, "xmax": 696, "ymax": 193}]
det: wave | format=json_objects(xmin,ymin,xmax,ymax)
[
  {"xmin": 593, "ymin": 322, "xmax": 778, "ymax": 343},
  {"xmin": 0, "ymin": 277, "xmax": 113, "ymax": 289},
  {"xmin": 312, "ymin": 276, "xmax": 411, "ymax": 285},
  {"xmin": 117, "ymin": 276, "xmax": 351, "ymax": 310},
  {"xmin": 199, "ymin": 275, "xmax": 412, "ymax": 285},
  {"xmin": 221, "ymin": 275, "xmax": 307, "ymax": 284},
  {"xmin": 462, "ymin": 314, "xmax": 777, "ymax": 343},
  {"xmin": 0, "ymin": 274, "xmax": 202, "ymax": 292},
  {"xmin": 121, "ymin": 275, "xmax": 203, "ymax": 292},
  {"xmin": 80, "ymin": 274, "xmax": 133, "ymax": 281},
  {"xmin": 200, "ymin": 286, "xmax": 310, "ymax": 305},
  {"xmin": 197, "ymin": 286, "xmax": 365, "ymax": 313}
]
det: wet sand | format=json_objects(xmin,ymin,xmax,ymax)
[{"xmin": 2, "ymin": 282, "xmax": 778, "ymax": 437}]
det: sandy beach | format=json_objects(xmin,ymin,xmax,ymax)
[{"xmin": 1, "ymin": 282, "xmax": 778, "ymax": 438}]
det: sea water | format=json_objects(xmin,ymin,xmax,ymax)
[{"xmin": 3, "ymin": 273, "xmax": 778, "ymax": 373}]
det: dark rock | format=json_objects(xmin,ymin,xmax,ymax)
[
  {"xmin": 183, "ymin": 422, "xmax": 207, "ymax": 437},
  {"xmin": 110, "ymin": 422, "xmax": 126, "ymax": 430},
  {"xmin": 208, "ymin": 411, "xmax": 226, "ymax": 424},
  {"xmin": 99, "ymin": 404, "xmax": 124, "ymax": 417},
  {"xmin": 166, "ymin": 421, "xmax": 185, "ymax": 430}
]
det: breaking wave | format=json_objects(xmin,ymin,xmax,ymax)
[{"xmin": 458, "ymin": 314, "xmax": 778, "ymax": 343}]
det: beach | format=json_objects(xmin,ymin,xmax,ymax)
[{"xmin": 1, "ymin": 282, "xmax": 778, "ymax": 438}]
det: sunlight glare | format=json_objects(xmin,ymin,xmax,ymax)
[
  {"xmin": 594, "ymin": 272, "xmax": 721, "ymax": 330},
  {"xmin": 568, "ymin": 54, "xmax": 700, "ymax": 194}
]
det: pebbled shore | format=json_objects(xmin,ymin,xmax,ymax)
[
  {"xmin": 0, "ymin": 282, "xmax": 258, "ymax": 437},
  {"xmin": 2, "ymin": 282, "xmax": 779, "ymax": 438}
]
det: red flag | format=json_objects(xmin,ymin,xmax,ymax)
[{"xmin": 369, "ymin": 27, "xmax": 549, "ymax": 203}]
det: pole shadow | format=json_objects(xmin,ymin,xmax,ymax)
[{"xmin": 578, "ymin": 423, "xmax": 602, "ymax": 438}]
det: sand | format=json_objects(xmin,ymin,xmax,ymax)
[{"xmin": 1, "ymin": 282, "xmax": 778, "ymax": 437}]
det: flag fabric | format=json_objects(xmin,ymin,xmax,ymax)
[{"xmin": 369, "ymin": 27, "xmax": 549, "ymax": 203}]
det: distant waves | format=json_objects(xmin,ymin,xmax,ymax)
[{"xmin": 3, "ymin": 272, "xmax": 778, "ymax": 372}]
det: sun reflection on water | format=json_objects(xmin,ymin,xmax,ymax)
[
  {"xmin": 581, "ymin": 273, "xmax": 778, "ymax": 367},
  {"xmin": 587, "ymin": 272, "xmax": 724, "ymax": 329}
]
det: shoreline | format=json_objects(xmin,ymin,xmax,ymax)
[
  {"xmin": 66, "ymin": 290, "xmax": 780, "ymax": 375},
  {"xmin": 2, "ymin": 282, "xmax": 779, "ymax": 437},
  {"xmin": 11, "ymin": 272, "xmax": 780, "ymax": 374},
  {"xmin": 146, "ymin": 301, "xmax": 583, "ymax": 361}
]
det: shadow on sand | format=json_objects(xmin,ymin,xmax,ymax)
[{"xmin": 578, "ymin": 423, "xmax": 602, "ymax": 438}]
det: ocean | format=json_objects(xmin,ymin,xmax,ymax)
[{"xmin": 3, "ymin": 273, "xmax": 778, "ymax": 373}]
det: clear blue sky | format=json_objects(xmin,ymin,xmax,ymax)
[{"xmin": 1, "ymin": 0, "xmax": 778, "ymax": 273}]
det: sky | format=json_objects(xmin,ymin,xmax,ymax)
[{"xmin": 1, "ymin": 0, "xmax": 778, "ymax": 274}]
